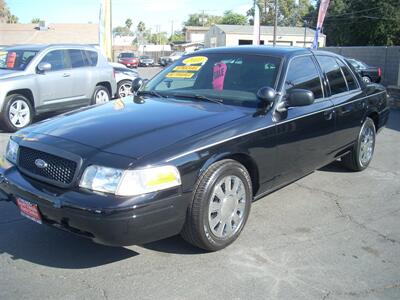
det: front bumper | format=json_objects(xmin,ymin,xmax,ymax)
[{"xmin": 0, "ymin": 167, "xmax": 189, "ymax": 246}]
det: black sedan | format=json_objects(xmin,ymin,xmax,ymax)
[
  {"xmin": 0, "ymin": 47, "xmax": 389, "ymax": 251},
  {"xmin": 347, "ymin": 58, "xmax": 382, "ymax": 83}
]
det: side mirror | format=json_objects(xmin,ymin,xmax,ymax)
[
  {"xmin": 131, "ymin": 77, "xmax": 145, "ymax": 93},
  {"xmin": 257, "ymin": 87, "xmax": 276, "ymax": 103},
  {"xmin": 37, "ymin": 62, "xmax": 51, "ymax": 73},
  {"xmin": 286, "ymin": 89, "xmax": 315, "ymax": 107}
]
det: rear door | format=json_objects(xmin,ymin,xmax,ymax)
[
  {"xmin": 315, "ymin": 55, "xmax": 364, "ymax": 152},
  {"xmin": 274, "ymin": 55, "xmax": 336, "ymax": 187},
  {"xmin": 66, "ymin": 49, "xmax": 93, "ymax": 105}
]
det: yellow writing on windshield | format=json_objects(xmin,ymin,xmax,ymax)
[{"xmin": 166, "ymin": 72, "xmax": 195, "ymax": 79}]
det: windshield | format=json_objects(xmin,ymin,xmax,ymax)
[
  {"xmin": 141, "ymin": 56, "xmax": 150, "ymax": 59},
  {"xmin": 348, "ymin": 59, "xmax": 367, "ymax": 70},
  {"xmin": 120, "ymin": 53, "xmax": 135, "ymax": 58},
  {"xmin": 144, "ymin": 53, "xmax": 281, "ymax": 107},
  {"xmin": 0, "ymin": 49, "xmax": 38, "ymax": 70}
]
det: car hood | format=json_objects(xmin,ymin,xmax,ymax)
[
  {"xmin": 0, "ymin": 69, "xmax": 25, "ymax": 79},
  {"xmin": 25, "ymin": 97, "xmax": 250, "ymax": 159}
]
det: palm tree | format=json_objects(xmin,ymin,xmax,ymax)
[
  {"xmin": 137, "ymin": 21, "xmax": 145, "ymax": 33},
  {"xmin": 125, "ymin": 18, "xmax": 132, "ymax": 29}
]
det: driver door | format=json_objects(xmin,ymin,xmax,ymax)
[{"xmin": 35, "ymin": 49, "xmax": 74, "ymax": 108}]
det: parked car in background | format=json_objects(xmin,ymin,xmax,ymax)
[
  {"xmin": 0, "ymin": 47, "xmax": 389, "ymax": 251},
  {"xmin": 139, "ymin": 55, "xmax": 154, "ymax": 67},
  {"xmin": 158, "ymin": 51, "xmax": 185, "ymax": 66},
  {"xmin": 346, "ymin": 58, "xmax": 382, "ymax": 83},
  {"xmin": 117, "ymin": 52, "xmax": 139, "ymax": 68},
  {"xmin": 110, "ymin": 63, "xmax": 138, "ymax": 98},
  {"xmin": 0, "ymin": 44, "xmax": 116, "ymax": 132}
]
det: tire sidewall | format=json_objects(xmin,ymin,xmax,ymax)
[
  {"xmin": 2, "ymin": 94, "xmax": 33, "ymax": 132},
  {"xmin": 92, "ymin": 86, "xmax": 110, "ymax": 105},
  {"xmin": 117, "ymin": 80, "xmax": 132, "ymax": 98},
  {"xmin": 355, "ymin": 117, "xmax": 376, "ymax": 170},
  {"xmin": 198, "ymin": 162, "xmax": 252, "ymax": 250}
]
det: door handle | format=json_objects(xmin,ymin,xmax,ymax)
[
  {"xmin": 324, "ymin": 109, "xmax": 334, "ymax": 120},
  {"xmin": 62, "ymin": 73, "xmax": 71, "ymax": 77}
]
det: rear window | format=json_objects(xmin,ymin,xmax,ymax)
[
  {"xmin": 0, "ymin": 49, "xmax": 38, "ymax": 70},
  {"xmin": 338, "ymin": 59, "xmax": 358, "ymax": 90},
  {"xmin": 316, "ymin": 56, "xmax": 348, "ymax": 95},
  {"xmin": 85, "ymin": 50, "xmax": 98, "ymax": 66}
]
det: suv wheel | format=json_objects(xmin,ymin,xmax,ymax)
[
  {"xmin": 92, "ymin": 86, "xmax": 110, "ymax": 105},
  {"xmin": 1, "ymin": 94, "xmax": 33, "ymax": 132},
  {"xmin": 181, "ymin": 159, "xmax": 252, "ymax": 251}
]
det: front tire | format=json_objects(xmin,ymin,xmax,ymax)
[
  {"xmin": 362, "ymin": 76, "xmax": 372, "ymax": 83},
  {"xmin": 181, "ymin": 159, "xmax": 252, "ymax": 251},
  {"xmin": 341, "ymin": 117, "xmax": 376, "ymax": 171},
  {"xmin": 1, "ymin": 94, "xmax": 33, "ymax": 132}
]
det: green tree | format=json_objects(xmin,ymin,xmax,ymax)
[
  {"xmin": 137, "ymin": 21, "xmax": 146, "ymax": 33},
  {"xmin": 6, "ymin": 13, "xmax": 18, "ymax": 23},
  {"xmin": 31, "ymin": 17, "xmax": 41, "ymax": 23},
  {"xmin": 169, "ymin": 30, "xmax": 185, "ymax": 43},
  {"xmin": 0, "ymin": 0, "xmax": 9, "ymax": 23},
  {"xmin": 125, "ymin": 18, "xmax": 132, "ymax": 29},
  {"xmin": 247, "ymin": 0, "xmax": 312, "ymax": 26},
  {"xmin": 311, "ymin": 0, "xmax": 400, "ymax": 46},
  {"xmin": 113, "ymin": 26, "xmax": 133, "ymax": 36},
  {"xmin": 149, "ymin": 32, "xmax": 168, "ymax": 45},
  {"xmin": 184, "ymin": 13, "xmax": 222, "ymax": 26},
  {"xmin": 220, "ymin": 10, "xmax": 248, "ymax": 25}
]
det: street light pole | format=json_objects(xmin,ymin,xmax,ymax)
[
  {"xmin": 273, "ymin": 0, "xmax": 278, "ymax": 46},
  {"xmin": 303, "ymin": 20, "xmax": 307, "ymax": 48}
]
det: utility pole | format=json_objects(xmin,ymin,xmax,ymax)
[
  {"xmin": 273, "ymin": 0, "xmax": 278, "ymax": 46},
  {"xmin": 303, "ymin": 20, "xmax": 308, "ymax": 48},
  {"xmin": 170, "ymin": 20, "xmax": 174, "ymax": 38}
]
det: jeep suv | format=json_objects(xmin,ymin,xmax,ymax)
[{"xmin": 0, "ymin": 44, "xmax": 117, "ymax": 132}]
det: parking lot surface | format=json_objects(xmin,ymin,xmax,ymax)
[{"xmin": 0, "ymin": 73, "xmax": 399, "ymax": 298}]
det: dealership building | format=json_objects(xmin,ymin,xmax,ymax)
[{"xmin": 204, "ymin": 24, "xmax": 326, "ymax": 48}]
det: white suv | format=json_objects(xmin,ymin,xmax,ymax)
[{"xmin": 0, "ymin": 44, "xmax": 117, "ymax": 132}]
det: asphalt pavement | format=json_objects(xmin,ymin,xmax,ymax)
[{"xmin": 0, "ymin": 69, "xmax": 399, "ymax": 299}]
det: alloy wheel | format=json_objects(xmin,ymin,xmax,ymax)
[
  {"xmin": 118, "ymin": 83, "xmax": 132, "ymax": 98},
  {"xmin": 9, "ymin": 100, "xmax": 31, "ymax": 128},
  {"xmin": 208, "ymin": 175, "xmax": 247, "ymax": 239},
  {"xmin": 95, "ymin": 89, "xmax": 110, "ymax": 104},
  {"xmin": 359, "ymin": 124, "xmax": 375, "ymax": 167}
]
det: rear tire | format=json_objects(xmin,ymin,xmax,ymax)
[
  {"xmin": 1, "ymin": 94, "xmax": 33, "ymax": 132},
  {"xmin": 341, "ymin": 117, "xmax": 376, "ymax": 171},
  {"xmin": 91, "ymin": 86, "xmax": 110, "ymax": 105},
  {"xmin": 181, "ymin": 159, "xmax": 252, "ymax": 251},
  {"xmin": 362, "ymin": 76, "xmax": 372, "ymax": 83}
]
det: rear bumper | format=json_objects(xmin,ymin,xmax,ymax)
[{"xmin": 0, "ymin": 167, "xmax": 189, "ymax": 246}]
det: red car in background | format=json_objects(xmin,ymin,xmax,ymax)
[{"xmin": 117, "ymin": 52, "xmax": 139, "ymax": 68}]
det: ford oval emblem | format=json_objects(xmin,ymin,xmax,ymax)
[{"xmin": 35, "ymin": 159, "xmax": 48, "ymax": 169}]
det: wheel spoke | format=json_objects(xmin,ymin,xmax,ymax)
[
  {"xmin": 224, "ymin": 177, "xmax": 232, "ymax": 192},
  {"xmin": 209, "ymin": 215, "xmax": 221, "ymax": 229},
  {"xmin": 225, "ymin": 219, "xmax": 234, "ymax": 235},
  {"xmin": 214, "ymin": 185, "xmax": 225, "ymax": 201},
  {"xmin": 209, "ymin": 200, "xmax": 221, "ymax": 213},
  {"xmin": 216, "ymin": 221, "xmax": 225, "ymax": 236}
]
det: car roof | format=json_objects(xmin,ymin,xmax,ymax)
[
  {"xmin": 195, "ymin": 46, "xmax": 311, "ymax": 57},
  {"xmin": 3, "ymin": 44, "xmax": 97, "ymax": 52}
]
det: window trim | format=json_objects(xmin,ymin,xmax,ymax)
[
  {"xmin": 315, "ymin": 55, "xmax": 352, "ymax": 97},
  {"xmin": 281, "ymin": 54, "xmax": 325, "ymax": 102}
]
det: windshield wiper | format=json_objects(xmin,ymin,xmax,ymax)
[
  {"xmin": 172, "ymin": 93, "xmax": 223, "ymax": 104},
  {"xmin": 137, "ymin": 90, "xmax": 167, "ymax": 98}
]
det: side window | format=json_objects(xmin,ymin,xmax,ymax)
[
  {"xmin": 316, "ymin": 56, "xmax": 348, "ymax": 95},
  {"xmin": 338, "ymin": 59, "xmax": 358, "ymax": 90},
  {"xmin": 68, "ymin": 49, "xmax": 87, "ymax": 68},
  {"xmin": 285, "ymin": 56, "xmax": 323, "ymax": 99},
  {"xmin": 40, "ymin": 50, "xmax": 67, "ymax": 71},
  {"xmin": 85, "ymin": 50, "xmax": 98, "ymax": 66}
]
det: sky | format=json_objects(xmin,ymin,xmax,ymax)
[{"xmin": 6, "ymin": 0, "xmax": 253, "ymax": 34}]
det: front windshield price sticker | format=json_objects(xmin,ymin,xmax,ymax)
[
  {"xmin": 173, "ymin": 65, "xmax": 202, "ymax": 71},
  {"xmin": 166, "ymin": 72, "xmax": 195, "ymax": 79},
  {"xmin": 182, "ymin": 56, "xmax": 208, "ymax": 65}
]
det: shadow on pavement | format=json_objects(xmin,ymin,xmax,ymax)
[
  {"xmin": 141, "ymin": 235, "xmax": 208, "ymax": 255},
  {"xmin": 318, "ymin": 161, "xmax": 352, "ymax": 173},
  {"xmin": 0, "ymin": 203, "xmax": 138, "ymax": 269}
]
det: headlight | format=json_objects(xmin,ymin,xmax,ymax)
[
  {"xmin": 5, "ymin": 139, "xmax": 19, "ymax": 164},
  {"xmin": 79, "ymin": 165, "xmax": 181, "ymax": 196}
]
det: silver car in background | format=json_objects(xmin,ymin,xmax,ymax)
[
  {"xmin": 110, "ymin": 63, "xmax": 138, "ymax": 98},
  {"xmin": 0, "ymin": 44, "xmax": 117, "ymax": 132}
]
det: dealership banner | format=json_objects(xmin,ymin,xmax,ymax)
[
  {"xmin": 99, "ymin": 0, "xmax": 112, "ymax": 61},
  {"xmin": 312, "ymin": 0, "xmax": 330, "ymax": 49}
]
